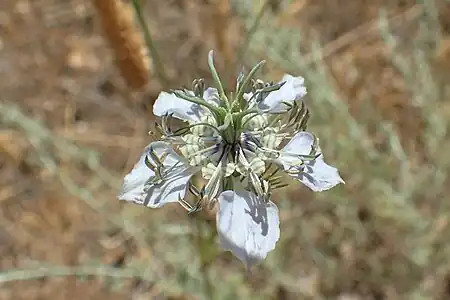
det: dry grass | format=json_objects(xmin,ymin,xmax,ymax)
[
  {"xmin": 1, "ymin": 0, "xmax": 450, "ymax": 299},
  {"xmin": 92, "ymin": 0, "xmax": 150, "ymax": 89}
]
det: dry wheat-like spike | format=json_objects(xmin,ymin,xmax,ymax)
[
  {"xmin": 214, "ymin": 0, "xmax": 232, "ymax": 61},
  {"xmin": 93, "ymin": 0, "xmax": 150, "ymax": 89}
]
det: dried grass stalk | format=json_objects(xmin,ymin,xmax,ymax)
[
  {"xmin": 213, "ymin": 0, "xmax": 233, "ymax": 64},
  {"xmin": 93, "ymin": 0, "xmax": 150, "ymax": 89}
]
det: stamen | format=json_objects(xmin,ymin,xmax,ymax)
[
  {"xmin": 189, "ymin": 145, "xmax": 230, "ymax": 212},
  {"xmin": 266, "ymin": 114, "xmax": 284, "ymax": 129},
  {"xmin": 268, "ymin": 176, "xmax": 284, "ymax": 186},
  {"xmin": 178, "ymin": 195, "xmax": 194, "ymax": 212},
  {"xmin": 157, "ymin": 113, "xmax": 191, "ymax": 139},
  {"xmin": 188, "ymin": 198, "xmax": 204, "ymax": 214},
  {"xmin": 188, "ymin": 182, "xmax": 201, "ymax": 197},
  {"xmin": 248, "ymin": 80, "xmax": 286, "ymax": 105},
  {"xmin": 272, "ymin": 182, "xmax": 289, "ymax": 190},
  {"xmin": 248, "ymin": 171, "xmax": 265, "ymax": 198},
  {"xmin": 283, "ymin": 151, "xmax": 320, "ymax": 162},
  {"xmin": 241, "ymin": 132, "xmax": 263, "ymax": 147},
  {"xmin": 240, "ymin": 131, "xmax": 281, "ymax": 161},
  {"xmin": 237, "ymin": 147, "xmax": 266, "ymax": 198},
  {"xmin": 262, "ymin": 163, "xmax": 281, "ymax": 180},
  {"xmin": 177, "ymin": 183, "xmax": 203, "ymax": 214},
  {"xmin": 201, "ymin": 163, "xmax": 223, "ymax": 204},
  {"xmin": 185, "ymin": 143, "xmax": 221, "ymax": 160},
  {"xmin": 241, "ymin": 112, "xmax": 261, "ymax": 129},
  {"xmin": 144, "ymin": 151, "xmax": 187, "ymax": 186},
  {"xmin": 148, "ymin": 147, "xmax": 166, "ymax": 167},
  {"xmin": 279, "ymin": 101, "xmax": 310, "ymax": 134},
  {"xmin": 261, "ymin": 179, "xmax": 272, "ymax": 202},
  {"xmin": 144, "ymin": 155, "xmax": 156, "ymax": 171},
  {"xmin": 297, "ymin": 109, "xmax": 309, "ymax": 131},
  {"xmin": 262, "ymin": 164, "xmax": 288, "ymax": 194},
  {"xmin": 160, "ymin": 136, "xmax": 186, "ymax": 144},
  {"xmin": 188, "ymin": 122, "xmax": 221, "ymax": 137}
]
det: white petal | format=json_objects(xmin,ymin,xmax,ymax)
[
  {"xmin": 118, "ymin": 142, "xmax": 195, "ymax": 207},
  {"xmin": 203, "ymin": 87, "xmax": 221, "ymax": 107},
  {"xmin": 243, "ymin": 92, "xmax": 253, "ymax": 102},
  {"xmin": 279, "ymin": 131, "xmax": 315, "ymax": 165},
  {"xmin": 279, "ymin": 132, "xmax": 344, "ymax": 192},
  {"xmin": 298, "ymin": 156, "xmax": 344, "ymax": 192},
  {"xmin": 217, "ymin": 190, "xmax": 280, "ymax": 268},
  {"xmin": 258, "ymin": 74, "xmax": 307, "ymax": 113},
  {"xmin": 142, "ymin": 168, "xmax": 195, "ymax": 208},
  {"xmin": 117, "ymin": 146, "xmax": 155, "ymax": 203},
  {"xmin": 153, "ymin": 91, "xmax": 206, "ymax": 122}
]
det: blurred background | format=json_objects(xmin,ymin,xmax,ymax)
[{"xmin": 1, "ymin": 0, "xmax": 450, "ymax": 299}]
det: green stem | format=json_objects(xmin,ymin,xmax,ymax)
[
  {"xmin": 235, "ymin": 108, "xmax": 258, "ymax": 120},
  {"xmin": 235, "ymin": 60, "xmax": 266, "ymax": 107},
  {"xmin": 208, "ymin": 50, "xmax": 229, "ymax": 109},
  {"xmin": 171, "ymin": 90, "xmax": 220, "ymax": 117},
  {"xmin": 195, "ymin": 218, "xmax": 216, "ymax": 300},
  {"xmin": 131, "ymin": 0, "xmax": 169, "ymax": 87}
]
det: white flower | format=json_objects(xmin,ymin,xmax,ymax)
[{"xmin": 118, "ymin": 51, "xmax": 343, "ymax": 268}]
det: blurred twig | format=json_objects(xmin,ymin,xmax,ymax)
[
  {"xmin": 56, "ymin": 129, "xmax": 147, "ymax": 148},
  {"xmin": 300, "ymin": 4, "xmax": 423, "ymax": 66},
  {"xmin": 0, "ymin": 102, "xmax": 148, "ymax": 243},
  {"xmin": 131, "ymin": 0, "xmax": 169, "ymax": 88},
  {"xmin": 232, "ymin": 0, "xmax": 271, "ymax": 81},
  {"xmin": 0, "ymin": 265, "xmax": 147, "ymax": 284}
]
